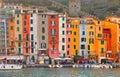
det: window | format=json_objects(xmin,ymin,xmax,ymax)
[
  {"xmin": 51, "ymin": 29, "xmax": 55, "ymax": 36},
  {"xmin": 31, "ymin": 34, "xmax": 34, "ymax": 40},
  {"xmin": 42, "ymin": 15, "xmax": 46, "ymax": 18},
  {"xmin": 24, "ymin": 21, "xmax": 26, "ymax": 25},
  {"xmin": 68, "ymin": 45, "xmax": 70, "ymax": 48},
  {"xmin": 31, "ymin": 19, "xmax": 33, "ymax": 24},
  {"xmin": 30, "ymin": 27, "xmax": 33, "ymax": 31},
  {"xmin": 74, "ymin": 38, "xmax": 76, "ymax": 42},
  {"xmin": 62, "ymin": 45, "xmax": 65, "ymax": 50},
  {"xmin": 119, "ymin": 37, "xmax": 120, "ymax": 42},
  {"xmin": 18, "ymin": 43, "xmax": 21, "ymax": 47},
  {"xmin": 17, "ymin": 20, "xmax": 19, "ymax": 24},
  {"xmin": 31, "ymin": 14, "xmax": 33, "ymax": 17},
  {"xmin": 26, "ymin": 42, "xmax": 28, "ymax": 47},
  {"xmin": 99, "ymin": 27, "xmax": 101, "ymax": 31},
  {"xmin": 26, "ymin": 34, "xmax": 29, "ymax": 40},
  {"xmin": 11, "ymin": 41, "xmax": 14, "ymax": 46},
  {"xmin": 52, "ymin": 45, "xmax": 55, "ymax": 50},
  {"xmin": 76, "ymin": 50, "xmax": 78, "ymax": 55},
  {"xmin": 67, "ymin": 51, "xmax": 69, "ymax": 55},
  {"xmin": 89, "ymin": 38, "xmax": 94, "ymax": 44},
  {"xmin": 82, "ymin": 51, "xmax": 84, "ymax": 56},
  {"xmin": 42, "ymin": 36, "xmax": 45, "ymax": 40},
  {"xmin": 81, "ymin": 38, "xmax": 86, "ymax": 42},
  {"xmin": 89, "ymin": 31, "xmax": 94, "ymax": 36},
  {"xmin": 11, "ymin": 26, "xmax": 13, "ymax": 30},
  {"xmin": 62, "ymin": 23, "xmax": 65, "ymax": 28},
  {"xmin": 98, "ymin": 34, "xmax": 102, "ymax": 38},
  {"xmin": 31, "ymin": 42, "xmax": 34, "ymax": 47},
  {"xmin": 62, "ymin": 31, "xmax": 65, "ymax": 35},
  {"xmin": 51, "ymin": 21, "xmax": 55, "ymax": 26},
  {"xmin": 24, "ymin": 15, "xmax": 27, "ymax": 19},
  {"xmin": 31, "ymin": 48, "xmax": 34, "ymax": 53},
  {"xmin": 101, "ymin": 40, "xmax": 104, "ymax": 45},
  {"xmin": 62, "ymin": 17, "xmax": 65, "ymax": 21},
  {"xmin": 81, "ymin": 45, "xmax": 85, "ymax": 49},
  {"xmin": 42, "ymin": 21, "xmax": 45, "ymax": 24},
  {"xmin": 41, "ymin": 43, "xmax": 46, "ymax": 48},
  {"xmin": 42, "ymin": 27, "xmax": 45, "ymax": 33},
  {"xmin": 74, "ymin": 45, "xmax": 76, "ymax": 49},
  {"xmin": 68, "ymin": 38, "xmax": 71, "ymax": 42},
  {"xmin": 51, "ymin": 15, "xmax": 55, "ymax": 18},
  {"xmin": 17, "ymin": 14, "xmax": 19, "ymax": 17},
  {"xmin": 88, "ymin": 45, "xmax": 90, "ymax": 50},
  {"xmin": 74, "ymin": 32, "xmax": 76, "ymax": 35},
  {"xmin": 18, "ymin": 34, "xmax": 21, "ymax": 40},
  {"xmin": 18, "ymin": 48, "xmax": 21, "ymax": 54},
  {"xmin": 82, "ymin": 31, "xmax": 85, "ymax": 35},
  {"xmin": 62, "ymin": 38, "xmax": 65, "ymax": 43},
  {"xmin": 90, "ymin": 26, "xmax": 93, "ymax": 29},
  {"xmin": 98, "ymin": 21, "xmax": 100, "ymax": 24},
  {"xmin": 101, "ymin": 48, "xmax": 104, "ymax": 53},
  {"xmin": 17, "ymin": 27, "xmax": 19, "ymax": 31},
  {"xmin": 26, "ymin": 48, "xmax": 28, "ymax": 53},
  {"xmin": 24, "ymin": 28, "xmax": 26, "ymax": 32}
]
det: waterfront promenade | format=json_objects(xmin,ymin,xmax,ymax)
[{"xmin": 24, "ymin": 63, "xmax": 120, "ymax": 68}]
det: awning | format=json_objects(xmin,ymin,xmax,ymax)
[
  {"xmin": 74, "ymin": 55, "xmax": 84, "ymax": 59},
  {"xmin": 77, "ymin": 58, "xmax": 84, "ymax": 61},
  {"xmin": 0, "ymin": 56, "xmax": 24, "ymax": 60}
]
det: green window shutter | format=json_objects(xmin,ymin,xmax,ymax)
[
  {"xmin": 31, "ymin": 34, "xmax": 34, "ymax": 40},
  {"xmin": 31, "ymin": 48, "xmax": 34, "ymax": 53},
  {"xmin": 31, "ymin": 19, "xmax": 33, "ymax": 24},
  {"xmin": 62, "ymin": 17, "xmax": 65, "ymax": 21},
  {"xmin": 62, "ymin": 45, "xmax": 65, "ymax": 50},
  {"xmin": 101, "ymin": 48, "xmax": 104, "ymax": 53},
  {"xmin": 18, "ymin": 48, "xmax": 21, "ymax": 54},
  {"xmin": 88, "ymin": 45, "xmax": 90, "ymax": 50},
  {"xmin": 42, "ymin": 36, "xmax": 45, "ymax": 40},
  {"xmin": 101, "ymin": 40, "xmax": 104, "ymax": 45}
]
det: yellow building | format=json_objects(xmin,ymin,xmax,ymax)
[
  {"xmin": 86, "ymin": 19, "xmax": 97, "ymax": 61},
  {"xmin": 105, "ymin": 16, "xmax": 120, "ymax": 24},
  {"xmin": 70, "ymin": 19, "xmax": 80, "ymax": 56}
]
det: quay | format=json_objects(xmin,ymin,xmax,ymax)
[{"xmin": 24, "ymin": 63, "xmax": 120, "ymax": 68}]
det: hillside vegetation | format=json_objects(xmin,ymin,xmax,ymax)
[{"xmin": 3, "ymin": 0, "xmax": 120, "ymax": 19}]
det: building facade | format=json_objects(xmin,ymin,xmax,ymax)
[
  {"xmin": 59, "ymin": 14, "xmax": 66, "ymax": 58},
  {"xmin": 48, "ymin": 13, "xmax": 59, "ymax": 58}
]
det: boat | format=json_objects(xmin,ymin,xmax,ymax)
[{"xmin": 0, "ymin": 64, "xmax": 22, "ymax": 70}]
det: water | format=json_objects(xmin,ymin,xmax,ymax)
[{"xmin": 0, "ymin": 68, "xmax": 120, "ymax": 77}]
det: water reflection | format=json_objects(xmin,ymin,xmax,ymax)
[{"xmin": 0, "ymin": 68, "xmax": 120, "ymax": 77}]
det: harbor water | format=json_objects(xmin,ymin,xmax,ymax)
[{"xmin": 0, "ymin": 68, "xmax": 120, "ymax": 77}]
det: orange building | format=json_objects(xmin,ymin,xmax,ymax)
[{"xmin": 8, "ymin": 17, "xmax": 15, "ymax": 55}]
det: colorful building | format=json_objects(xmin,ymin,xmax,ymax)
[
  {"xmin": 48, "ymin": 13, "xmax": 59, "ymax": 58},
  {"xmin": 30, "ymin": 11, "xmax": 38, "ymax": 63},
  {"xmin": 59, "ymin": 14, "xmax": 66, "ymax": 58},
  {"xmin": 8, "ymin": 17, "xmax": 15, "ymax": 55},
  {"xmin": 79, "ymin": 19, "xmax": 87, "ymax": 58},
  {"xmin": 22, "ymin": 13, "xmax": 31, "ymax": 64},
  {"xmin": 71, "ymin": 18, "xmax": 80, "ymax": 56},
  {"xmin": 66, "ymin": 18, "xmax": 72, "ymax": 58}
]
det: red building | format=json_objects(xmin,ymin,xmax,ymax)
[
  {"xmin": 103, "ymin": 28, "xmax": 112, "ymax": 58},
  {"xmin": 48, "ymin": 13, "xmax": 59, "ymax": 58},
  {"xmin": 22, "ymin": 13, "xmax": 30, "ymax": 62}
]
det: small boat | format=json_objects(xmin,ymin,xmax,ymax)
[{"xmin": 0, "ymin": 64, "xmax": 22, "ymax": 70}]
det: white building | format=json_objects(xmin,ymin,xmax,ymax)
[
  {"xmin": 30, "ymin": 10, "xmax": 38, "ymax": 63},
  {"xmin": 59, "ymin": 14, "xmax": 66, "ymax": 57},
  {"xmin": 79, "ymin": 19, "xmax": 88, "ymax": 58}
]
